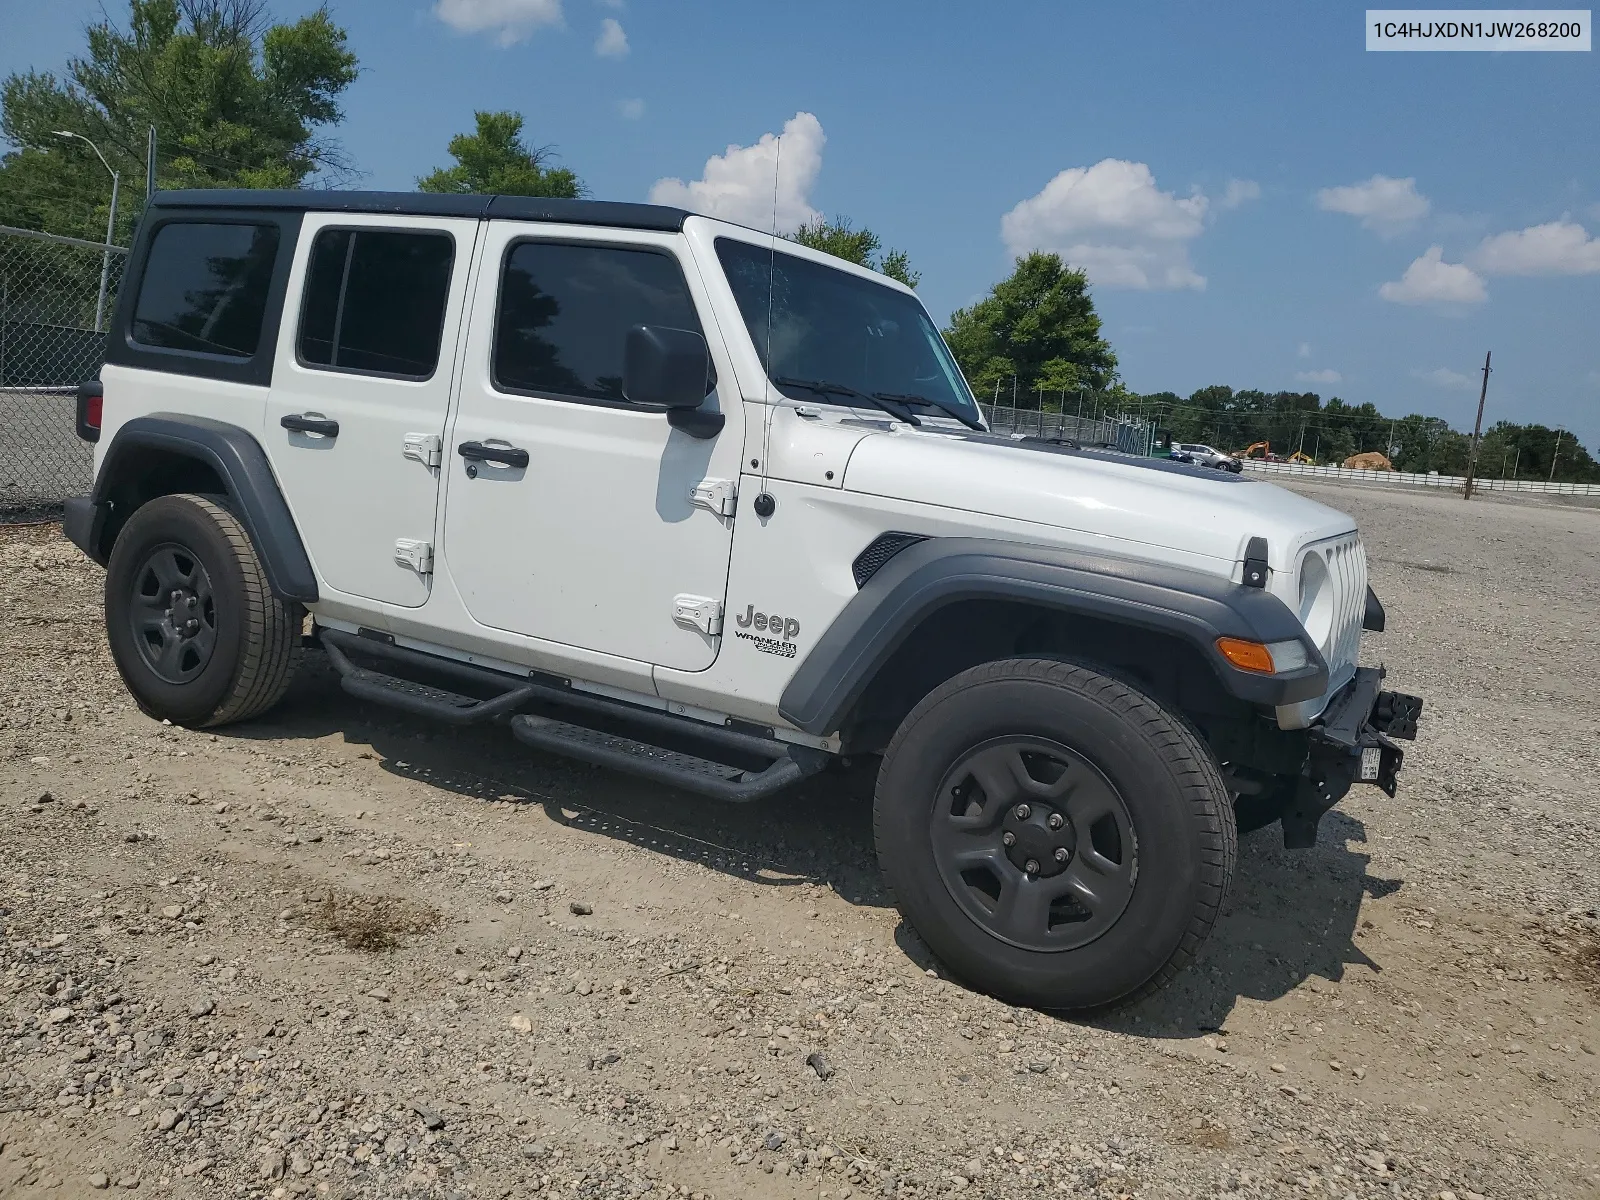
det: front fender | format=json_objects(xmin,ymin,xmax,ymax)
[{"xmin": 778, "ymin": 537, "xmax": 1326, "ymax": 736}]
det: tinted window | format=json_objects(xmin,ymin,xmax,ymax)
[
  {"xmin": 493, "ymin": 242, "xmax": 704, "ymax": 402},
  {"xmin": 298, "ymin": 229, "xmax": 454, "ymax": 378},
  {"xmin": 131, "ymin": 222, "xmax": 280, "ymax": 357}
]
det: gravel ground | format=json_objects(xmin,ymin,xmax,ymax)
[{"xmin": 1, "ymin": 480, "xmax": 1597, "ymax": 1200}]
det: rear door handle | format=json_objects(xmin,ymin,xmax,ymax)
[
  {"xmin": 281, "ymin": 413, "xmax": 340, "ymax": 437},
  {"xmin": 457, "ymin": 441, "xmax": 529, "ymax": 469}
]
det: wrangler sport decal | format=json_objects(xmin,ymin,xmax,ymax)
[{"xmin": 733, "ymin": 604, "xmax": 800, "ymax": 658}]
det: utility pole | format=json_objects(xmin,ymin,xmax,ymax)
[
  {"xmin": 1549, "ymin": 429, "xmax": 1563, "ymax": 482},
  {"xmin": 146, "ymin": 125, "xmax": 157, "ymax": 200},
  {"xmin": 1462, "ymin": 350, "xmax": 1491, "ymax": 500}
]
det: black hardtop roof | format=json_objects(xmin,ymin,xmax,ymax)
[{"xmin": 149, "ymin": 189, "xmax": 692, "ymax": 233}]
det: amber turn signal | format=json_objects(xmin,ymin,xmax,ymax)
[{"xmin": 1215, "ymin": 637, "xmax": 1277, "ymax": 674}]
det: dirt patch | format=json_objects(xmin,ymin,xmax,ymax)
[{"xmin": 306, "ymin": 887, "xmax": 440, "ymax": 951}]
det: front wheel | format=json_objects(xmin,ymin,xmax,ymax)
[
  {"xmin": 104, "ymin": 494, "xmax": 303, "ymax": 727},
  {"xmin": 874, "ymin": 658, "xmax": 1236, "ymax": 1010}
]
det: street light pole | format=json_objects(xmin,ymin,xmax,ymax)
[{"xmin": 53, "ymin": 130, "xmax": 120, "ymax": 333}]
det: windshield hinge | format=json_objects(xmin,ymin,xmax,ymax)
[
  {"xmin": 394, "ymin": 538, "xmax": 433, "ymax": 576},
  {"xmin": 402, "ymin": 433, "xmax": 443, "ymax": 469},
  {"xmin": 689, "ymin": 478, "xmax": 737, "ymax": 517},
  {"xmin": 672, "ymin": 594, "xmax": 723, "ymax": 636}
]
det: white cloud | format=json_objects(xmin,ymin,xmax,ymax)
[
  {"xmin": 648, "ymin": 112, "xmax": 824, "ymax": 232},
  {"xmin": 1317, "ymin": 174, "xmax": 1430, "ymax": 235},
  {"xmin": 594, "ymin": 16, "xmax": 628, "ymax": 57},
  {"xmin": 1296, "ymin": 341, "xmax": 1312, "ymax": 358},
  {"xmin": 1000, "ymin": 159, "xmax": 1209, "ymax": 290},
  {"xmin": 1295, "ymin": 368, "xmax": 1342, "ymax": 384},
  {"xmin": 1471, "ymin": 220, "xmax": 1600, "ymax": 276},
  {"xmin": 1412, "ymin": 366, "xmax": 1477, "ymax": 389},
  {"xmin": 617, "ymin": 98, "xmax": 645, "ymax": 120},
  {"xmin": 1378, "ymin": 247, "xmax": 1487, "ymax": 305},
  {"xmin": 433, "ymin": 0, "xmax": 562, "ymax": 45},
  {"xmin": 1221, "ymin": 179, "xmax": 1260, "ymax": 209}
]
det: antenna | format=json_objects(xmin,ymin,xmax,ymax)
[{"xmin": 754, "ymin": 133, "xmax": 781, "ymax": 518}]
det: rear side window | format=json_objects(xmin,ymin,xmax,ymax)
[
  {"xmin": 493, "ymin": 242, "xmax": 705, "ymax": 403},
  {"xmin": 130, "ymin": 222, "xmax": 280, "ymax": 358},
  {"xmin": 298, "ymin": 229, "xmax": 454, "ymax": 379}
]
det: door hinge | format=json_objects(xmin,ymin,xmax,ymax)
[
  {"xmin": 394, "ymin": 538, "xmax": 433, "ymax": 575},
  {"xmin": 689, "ymin": 478, "xmax": 737, "ymax": 516},
  {"xmin": 403, "ymin": 433, "xmax": 443, "ymax": 469},
  {"xmin": 672, "ymin": 594, "xmax": 723, "ymax": 636}
]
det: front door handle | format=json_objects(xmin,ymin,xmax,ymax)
[
  {"xmin": 457, "ymin": 441, "xmax": 529, "ymax": 469},
  {"xmin": 281, "ymin": 413, "xmax": 340, "ymax": 437}
]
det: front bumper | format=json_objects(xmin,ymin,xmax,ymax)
[{"xmin": 1282, "ymin": 666, "xmax": 1423, "ymax": 847}]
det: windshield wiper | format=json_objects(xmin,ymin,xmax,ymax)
[
  {"xmin": 773, "ymin": 377, "xmax": 920, "ymax": 428},
  {"xmin": 873, "ymin": 391, "xmax": 985, "ymax": 432}
]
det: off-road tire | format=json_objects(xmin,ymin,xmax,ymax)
[
  {"xmin": 874, "ymin": 657, "xmax": 1236, "ymax": 1011},
  {"xmin": 105, "ymin": 494, "xmax": 302, "ymax": 727}
]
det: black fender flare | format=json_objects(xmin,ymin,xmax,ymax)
[
  {"xmin": 777, "ymin": 537, "xmax": 1327, "ymax": 736},
  {"xmin": 74, "ymin": 413, "xmax": 318, "ymax": 604}
]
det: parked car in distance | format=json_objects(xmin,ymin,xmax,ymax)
[{"xmin": 1170, "ymin": 443, "xmax": 1243, "ymax": 473}]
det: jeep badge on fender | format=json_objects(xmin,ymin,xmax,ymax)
[{"xmin": 62, "ymin": 186, "xmax": 1420, "ymax": 1014}]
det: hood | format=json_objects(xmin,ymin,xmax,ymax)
[{"xmin": 842, "ymin": 428, "xmax": 1357, "ymax": 573}]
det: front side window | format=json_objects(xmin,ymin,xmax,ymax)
[
  {"xmin": 493, "ymin": 242, "xmax": 705, "ymax": 403},
  {"xmin": 298, "ymin": 229, "xmax": 454, "ymax": 378},
  {"xmin": 131, "ymin": 222, "xmax": 280, "ymax": 358},
  {"xmin": 715, "ymin": 237, "xmax": 980, "ymax": 424}
]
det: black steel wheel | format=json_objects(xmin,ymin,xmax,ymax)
[
  {"xmin": 931, "ymin": 737, "xmax": 1136, "ymax": 952},
  {"xmin": 105, "ymin": 494, "xmax": 302, "ymax": 727},
  {"xmin": 127, "ymin": 543, "xmax": 218, "ymax": 684},
  {"xmin": 874, "ymin": 658, "xmax": 1236, "ymax": 1011}
]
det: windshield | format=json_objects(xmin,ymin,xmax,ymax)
[{"xmin": 715, "ymin": 237, "xmax": 981, "ymax": 425}]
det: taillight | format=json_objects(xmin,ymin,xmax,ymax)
[{"xmin": 75, "ymin": 380, "xmax": 103, "ymax": 443}]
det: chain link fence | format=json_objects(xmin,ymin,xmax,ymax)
[
  {"xmin": 980, "ymin": 403, "xmax": 1156, "ymax": 456},
  {"xmin": 1, "ymin": 225, "xmax": 126, "ymax": 518}
]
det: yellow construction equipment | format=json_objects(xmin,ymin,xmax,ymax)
[
  {"xmin": 1288, "ymin": 451, "xmax": 1315, "ymax": 465},
  {"xmin": 1236, "ymin": 441, "xmax": 1271, "ymax": 460}
]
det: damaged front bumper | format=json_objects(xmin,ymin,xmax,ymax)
[{"xmin": 1282, "ymin": 666, "xmax": 1423, "ymax": 848}]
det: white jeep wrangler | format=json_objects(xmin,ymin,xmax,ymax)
[{"xmin": 65, "ymin": 190, "xmax": 1422, "ymax": 1010}]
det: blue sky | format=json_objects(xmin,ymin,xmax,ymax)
[{"xmin": 5, "ymin": 0, "xmax": 1598, "ymax": 449}]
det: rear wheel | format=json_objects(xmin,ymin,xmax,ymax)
[
  {"xmin": 874, "ymin": 658, "xmax": 1235, "ymax": 1010},
  {"xmin": 105, "ymin": 494, "xmax": 302, "ymax": 727}
]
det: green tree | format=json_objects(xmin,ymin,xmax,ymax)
[
  {"xmin": 0, "ymin": 0, "xmax": 359, "ymax": 243},
  {"xmin": 786, "ymin": 216, "xmax": 920, "ymax": 288},
  {"xmin": 417, "ymin": 111, "xmax": 582, "ymax": 198},
  {"xmin": 943, "ymin": 252, "xmax": 1118, "ymax": 404}
]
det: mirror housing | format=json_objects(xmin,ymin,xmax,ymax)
[{"xmin": 624, "ymin": 325, "xmax": 709, "ymax": 409}]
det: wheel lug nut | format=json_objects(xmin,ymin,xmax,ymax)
[
  {"xmin": 1047, "ymin": 813, "xmax": 1064, "ymax": 830},
  {"xmin": 1014, "ymin": 804, "xmax": 1031, "ymax": 820},
  {"xmin": 1054, "ymin": 847, "xmax": 1069, "ymax": 863},
  {"xmin": 1002, "ymin": 832, "xmax": 1016, "ymax": 847},
  {"xmin": 1024, "ymin": 859, "xmax": 1040, "ymax": 875}
]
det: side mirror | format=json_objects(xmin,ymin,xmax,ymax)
[{"xmin": 623, "ymin": 325, "xmax": 708, "ymax": 409}]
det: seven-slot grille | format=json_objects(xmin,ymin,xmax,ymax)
[{"xmin": 1306, "ymin": 532, "xmax": 1367, "ymax": 696}]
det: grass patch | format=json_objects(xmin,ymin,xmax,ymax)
[{"xmin": 307, "ymin": 888, "xmax": 440, "ymax": 951}]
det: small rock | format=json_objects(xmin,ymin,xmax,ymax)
[
  {"xmin": 569, "ymin": 901, "xmax": 593, "ymax": 916},
  {"xmin": 189, "ymin": 998, "xmax": 215, "ymax": 1018},
  {"xmin": 123, "ymin": 832, "xmax": 141, "ymax": 843},
  {"xmin": 452, "ymin": 969, "xmax": 472, "ymax": 984},
  {"xmin": 806, "ymin": 1051, "xmax": 834, "ymax": 1080},
  {"xmin": 157, "ymin": 1109, "xmax": 179, "ymax": 1131},
  {"xmin": 1351, "ymin": 1066, "xmax": 1368, "ymax": 1080},
  {"xmin": 289, "ymin": 1150, "xmax": 311, "ymax": 1176},
  {"xmin": 72, "ymin": 1047, "xmax": 93, "ymax": 1063},
  {"xmin": 46, "ymin": 1006, "xmax": 74, "ymax": 1024},
  {"xmin": 764, "ymin": 1131, "xmax": 787, "ymax": 1151},
  {"xmin": 510, "ymin": 1013, "xmax": 533, "ymax": 1034},
  {"xmin": 116, "ymin": 1175, "xmax": 140, "ymax": 1189},
  {"xmin": 38, "ymin": 791, "xmax": 54, "ymax": 803},
  {"xmin": 411, "ymin": 1102, "xmax": 445, "ymax": 1130},
  {"xmin": 1270, "ymin": 1063, "xmax": 1287, "ymax": 1073},
  {"xmin": 495, "ymin": 890, "xmax": 513, "ymax": 903},
  {"xmin": 506, "ymin": 946, "xmax": 524, "ymax": 961},
  {"xmin": 88, "ymin": 1174, "xmax": 109, "ymax": 1190},
  {"xmin": 1027, "ymin": 1061, "xmax": 1049, "ymax": 1074},
  {"xmin": 574, "ymin": 978, "xmax": 593, "ymax": 997},
  {"xmin": 533, "ymin": 879, "xmax": 555, "ymax": 891},
  {"xmin": 161, "ymin": 905, "xmax": 184, "ymax": 920},
  {"xmin": 367, "ymin": 988, "xmax": 390, "ymax": 1002}
]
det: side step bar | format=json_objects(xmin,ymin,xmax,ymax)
[
  {"xmin": 317, "ymin": 628, "xmax": 830, "ymax": 801},
  {"xmin": 322, "ymin": 630, "xmax": 539, "ymax": 726},
  {"xmin": 510, "ymin": 714, "xmax": 828, "ymax": 803}
]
